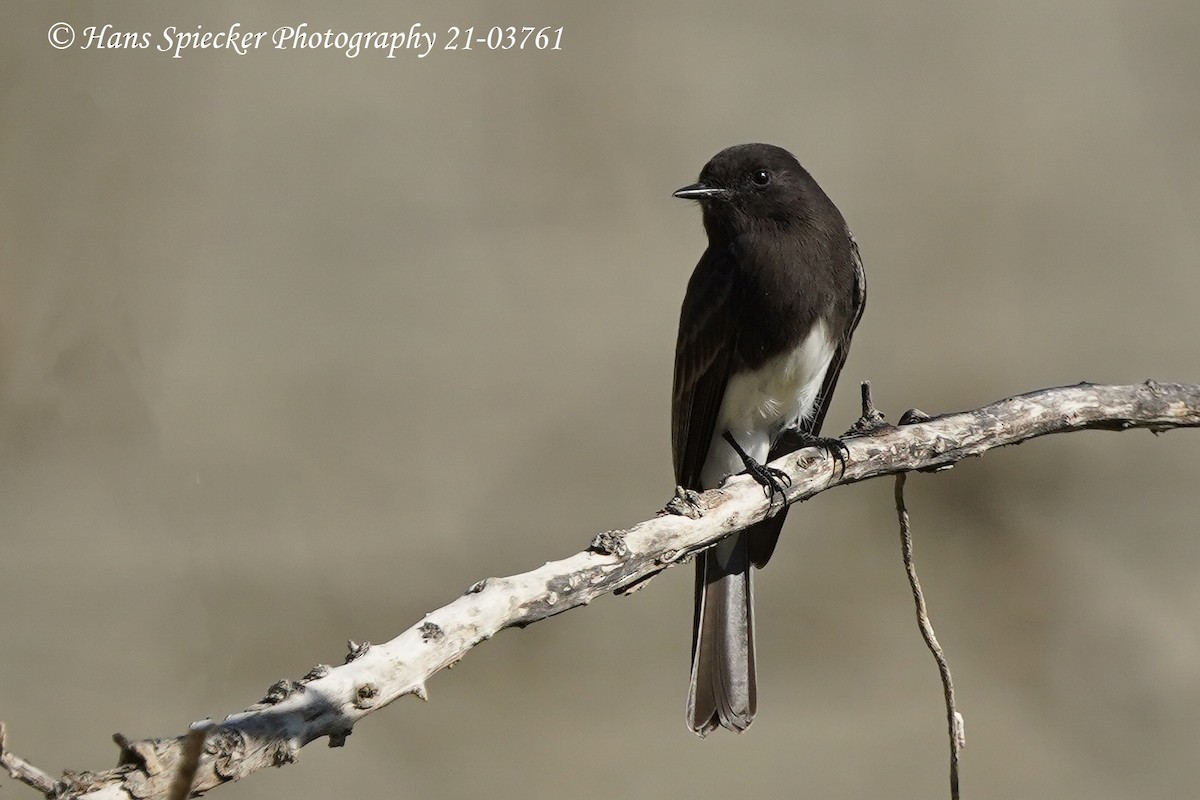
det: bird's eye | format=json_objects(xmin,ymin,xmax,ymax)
[{"xmin": 751, "ymin": 169, "xmax": 771, "ymax": 186}]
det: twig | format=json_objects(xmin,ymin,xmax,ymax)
[
  {"xmin": 895, "ymin": 473, "xmax": 964, "ymax": 800},
  {"xmin": 1, "ymin": 721, "xmax": 57, "ymax": 796},
  {"xmin": 3, "ymin": 381, "xmax": 1197, "ymax": 800}
]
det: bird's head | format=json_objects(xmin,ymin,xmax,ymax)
[{"xmin": 674, "ymin": 143, "xmax": 824, "ymax": 237}]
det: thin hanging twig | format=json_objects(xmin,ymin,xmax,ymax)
[{"xmin": 895, "ymin": 472, "xmax": 964, "ymax": 800}]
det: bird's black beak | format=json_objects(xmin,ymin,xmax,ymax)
[{"xmin": 673, "ymin": 183, "xmax": 728, "ymax": 200}]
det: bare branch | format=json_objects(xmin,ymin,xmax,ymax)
[{"xmin": 3, "ymin": 381, "xmax": 1197, "ymax": 800}]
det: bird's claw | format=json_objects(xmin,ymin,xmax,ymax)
[
  {"xmin": 810, "ymin": 435, "xmax": 849, "ymax": 480},
  {"xmin": 721, "ymin": 430, "xmax": 791, "ymax": 505},
  {"xmin": 747, "ymin": 461, "xmax": 791, "ymax": 504}
]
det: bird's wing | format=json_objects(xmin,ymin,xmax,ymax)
[
  {"xmin": 793, "ymin": 232, "xmax": 867, "ymax": 441},
  {"xmin": 750, "ymin": 235, "xmax": 866, "ymax": 569},
  {"xmin": 672, "ymin": 249, "xmax": 737, "ymax": 489}
]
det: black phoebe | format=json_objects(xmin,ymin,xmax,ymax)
[{"xmin": 671, "ymin": 143, "xmax": 866, "ymax": 735}]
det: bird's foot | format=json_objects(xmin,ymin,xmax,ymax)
[
  {"xmin": 722, "ymin": 431, "xmax": 791, "ymax": 504},
  {"xmin": 796, "ymin": 432, "xmax": 850, "ymax": 480},
  {"xmin": 746, "ymin": 461, "xmax": 792, "ymax": 503}
]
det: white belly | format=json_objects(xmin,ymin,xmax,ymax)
[{"xmin": 700, "ymin": 319, "xmax": 836, "ymax": 489}]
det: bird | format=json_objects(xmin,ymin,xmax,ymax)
[{"xmin": 671, "ymin": 143, "xmax": 866, "ymax": 735}]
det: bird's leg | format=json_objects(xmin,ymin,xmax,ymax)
[{"xmin": 722, "ymin": 431, "xmax": 791, "ymax": 504}]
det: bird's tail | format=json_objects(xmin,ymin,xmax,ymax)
[{"xmin": 687, "ymin": 531, "xmax": 756, "ymax": 735}]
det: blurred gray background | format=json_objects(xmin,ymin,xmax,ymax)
[{"xmin": 3, "ymin": 1, "xmax": 1199, "ymax": 798}]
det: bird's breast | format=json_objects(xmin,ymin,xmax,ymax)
[
  {"xmin": 699, "ymin": 318, "xmax": 836, "ymax": 489},
  {"xmin": 719, "ymin": 318, "xmax": 836, "ymax": 439}
]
